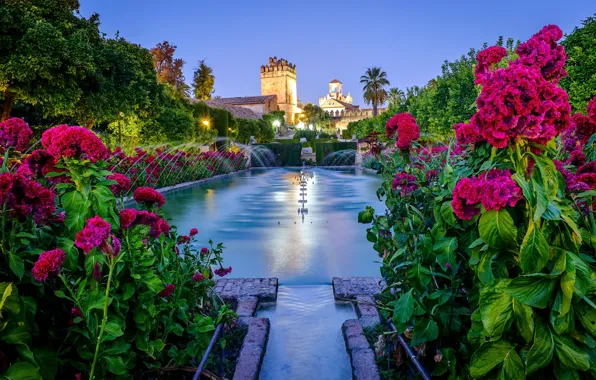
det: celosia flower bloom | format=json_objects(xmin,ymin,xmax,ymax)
[
  {"xmin": 0, "ymin": 172, "xmax": 56, "ymax": 224},
  {"xmin": 41, "ymin": 125, "xmax": 109, "ymax": 163},
  {"xmin": 190, "ymin": 228, "xmax": 198, "ymax": 237},
  {"xmin": 454, "ymin": 122, "xmax": 482, "ymax": 146},
  {"xmin": 192, "ymin": 272, "xmax": 204, "ymax": 282},
  {"xmin": 107, "ymin": 173, "xmax": 131, "ymax": 196},
  {"xmin": 23, "ymin": 149, "xmax": 57, "ymax": 179},
  {"xmin": 32, "ymin": 249, "xmax": 65, "ymax": 282},
  {"xmin": 452, "ymin": 178, "xmax": 483, "ymax": 220},
  {"xmin": 158, "ymin": 284, "xmax": 175, "ymax": 297},
  {"xmin": 0, "ymin": 118, "xmax": 33, "ymax": 152},
  {"xmin": 119, "ymin": 208, "xmax": 137, "ymax": 228},
  {"xmin": 200, "ymin": 248, "xmax": 209, "ymax": 256},
  {"xmin": 178, "ymin": 235, "xmax": 190, "ymax": 244},
  {"xmin": 587, "ymin": 96, "xmax": 596, "ymax": 122},
  {"xmin": 133, "ymin": 187, "xmax": 165, "ymax": 207},
  {"xmin": 118, "ymin": 208, "xmax": 169, "ymax": 238},
  {"xmin": 475, "ymin": 46, "xmax": 507, "ymax": 80},
  {"xmin": 75, "ymin": 216, "xmax": 111, "ymax": 253},
  {"xmin": 392, "ymin": 172, "xmax": 418, "ymax": 196},
  {"xmin": 214, "ymin": 266, "xmax": 232, "ymax": 277},
  {"xmin": 386, "ymin": 113, "xmax": 420, "ymax": 150},
  {"xmin": 425, "ymin": 169, "xmax": 439, "ymax": 182},
  {"xmin": 71, "ymin": 307, "xmax": 83, "ymax": 318},
  {"xmin": 515, "ymin": 25, "xmax": 567, "ymax": 83}
]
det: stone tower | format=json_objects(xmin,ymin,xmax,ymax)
[{"xmin": 261, "ymin": 57, "xmax": 300, "ymax": 124}]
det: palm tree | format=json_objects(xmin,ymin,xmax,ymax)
[
  {"xmin": 387, "ymin": 87, "xmax": 405, "ymax": 108},
  {"xmin": 360, "ymin": 67, "xmax": 390, "ymax": 116}
]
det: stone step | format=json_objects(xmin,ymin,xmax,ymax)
[
  {"xmin": 232, "ymin": 318, "xmax": 270, "ymax": 380},
  {"xmin": 342, "ymin": 319, "xmax": 380, "ymax": 380}
]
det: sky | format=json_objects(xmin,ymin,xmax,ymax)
[{"xmin": 79, "ymin": 0, "xmax": 595, "ymax": 107}]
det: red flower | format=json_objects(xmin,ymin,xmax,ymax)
[
  {"xmin": 200, "ymin": 248, "xmax": 209, "ymax": 256},
  {"xmin": 475, "ymin": 46, "xmax": 507, "ymax": 80},
  {"xmin": 392, "ymin": 172, "xmax": 418, "ymax": 196},
  {"xmin": 214, "ymin": 267, "xmax": 232, "ymax": 277},
  {"xmin": 71, "ymin": 307, "xmax": 83, "ymax": 318},
  {"xmin": 0, "ymin": 172, "xmax": 56, "ymax": 224},
  {"xmin": 75, "ymin": 216, "xmax": 111, "ymax": 253},
  {"xmin": 158, "ymin": 284, "xmax": 175, "ymax": 297},
  {"xmin": 107, "ymin": 173, "xmax": 131, "ymax": 196},
  {"xmin": 189, "ymin": 228, "xmax": 198, "ymax": 237},
  {"xmin": 452, "ymin": 178, "xmax": 483, "ymax": 220},
  {"xmin": 133, "ymin": 187, "xmax": 165, "ymax": 207},
  {"xmin": 192, "ymin": 272, "xmax": 204, "ymax": 282},
  {"xmin": 587, "ymin": 96, "xmax": 596, "ymax": 122},
  {"xmin": 119, "ymin": 208, "xmax": 137, "ymax": 228},
  {"xmin": 23, "ymin": 149, "xmax": 57, "ymax": 179},
  {"xmin": 386, "ymin": 113, "xmax": 420, "ymax": 150},
  {"xmin": 41, "ymin": 125, "xmax": 108, "ymax": 163},
  {"xmin": 454, "ymin": 122, "xmax": 482, "ymax": 146},
  {"xmin": 515, "ymin": 25, "xmax": 567, "ymax": 83},
  {"xmin": 178, "ymin": 235, "xmax": 190, "ymax": 244},
  {"xmin": 151, "ymin": 218, "xmax": 170, "ymax": 238},
  {"xmin": 32, "ymin": 249, "xmax": 65, "ymax": 282},
  {"xmin": 0, "ymin": 118, "xmax": 33, "ymax": 152},
  {"xmin": 425, "ymin": 169, "xmax": 439, "ymax": 182}
]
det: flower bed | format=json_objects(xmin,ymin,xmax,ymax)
[
  {"xmin": 0, "ymin": 120, "xmax": 239, "ymax": 379},
  {"xmin": 361, "ymin": 25, "xmax": 596, "ymax": 379}
]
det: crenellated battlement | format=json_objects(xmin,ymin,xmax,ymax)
[{"xmin": 260, "ymin": 56, "xmax": 296, "ymax": 74}]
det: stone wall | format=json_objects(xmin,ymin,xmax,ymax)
[
  {"xmin": 333, "ymin": 108, "xmax": 388, "ymax": 131},
  {"xmin": 260, "ymin": 57, "xmax": 298, "ymax": 123}
]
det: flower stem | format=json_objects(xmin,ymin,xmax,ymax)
[{"xmin": 89, "ymin": 260, "xmax": 115, "ymax": 379}]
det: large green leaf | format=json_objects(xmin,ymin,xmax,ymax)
[
  {"xmin": 512, "ymin": 299, "xmax": 534, "ymax": 343},
  {"xmin": 575, "ymin": 301, "xmax": 596, "ymax": 337},
  {"xmin": 525, "ymin": 318, "xmax": 554, "ymax": 374},
  {"xmin": 440, "ymin": 201, "xmax": 456, "ymax": 227},
  {"xmin": 410, "ymin": 318, "xmax": 439, "ymax": 346},
  {"xmin": 500, "ymin": 346, "xmax": 524, "ymax": 380},
  {"xmin": 469, "ymin": 340, "xmax": 515, "ymax": 378},
  {"xmin": 557, "ymin": 263, "xmax": 576, "ymax": 316},
  {"xmin": 519, "ymin": 221, "xmax": 549, "ymax": 273},
  {"xmin": 433, "ymin": 237, "xmax": 457, "ymax": 268},
  {"xmin": 0, "ymin": 282, "xmax": 19, "ymax": 318},
  {"xmin": 103, "ymin": 355, "xmax": 127, "ymax": 375},
  {"xmin": 393, "ymin": 289, "xmax": 414, "ymax": 324},
  {"xmin": 506, "ymin": 274, "xmax": 557, "ymax": 308},
  {"xmin": 554, "ymin": 335, "xmax": 590, "ymax": 371},
  {"xmin": 0, "ymin": 362, "xmax": 42, "ymax": 380},
  {"xmin": 480, "ymin": 289, "xmax": 513, "ymax": 338},
  {"xmin": 567, "ymin": 252, "xmax": 591, "ymax": 298},
  {"xmin": 479, "ymin": 210, "xmax": 517, "ymax": 249},
  {"xmin": 8, "ymin": 253, "xmax": 24, "ymax": 280}
]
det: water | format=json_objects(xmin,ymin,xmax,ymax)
[{"xmin": 162, "ymin": 167, "xmax": 382, "ymax": 379}]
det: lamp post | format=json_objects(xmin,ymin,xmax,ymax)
[
  {"xmin": 273, "ymin": 120, "xmax": 281, "ymax": 135},
  {"xmin": 202, "ymin": 120, "xmax": 210, "ymax": 128},
  {"xmin": 308, "ymin": 124, "xmax": 313, "ymax": 131}
]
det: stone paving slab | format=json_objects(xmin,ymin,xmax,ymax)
[
  {"xmin": 333, "ymin": 277, "xmax": 385, "ymax": 301},
  {"xmin": 342, "ymin": 319, "xmax": 380, "ymax": 380},
  {"xmin": 355, "ymin": 295, "xmax": 381, "ymax": 328},
  {"xmin": 214, "ymin": 278, "xmax": 278, "ymax": 303},
  {"xmin": 232, "ymin": 318, "xmax": 270, "ymax": 380}
]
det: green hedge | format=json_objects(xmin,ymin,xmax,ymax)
[
  {"xmin": 252, "ymin": 143, "xmax": 302, "ymax": 167},
  {"xmin": 316, "ymin": 142, "xmax": 357, "ymax": 165}
]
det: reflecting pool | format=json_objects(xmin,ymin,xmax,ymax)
[{"xmin": 162, "ymin": 167, "xmax": 383, "ymax": 285}]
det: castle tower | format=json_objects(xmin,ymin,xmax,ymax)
[
  {"xmin": 260, "ymin": 57, "xmax": 300, "ymax": 124},
  {"xmin": 328, "ymin": 79, "xmax": 342, "ymax": 99}
]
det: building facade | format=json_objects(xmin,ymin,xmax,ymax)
[{"xmin": 261, "ymin": 57, "xmax": 301, "ymax": 124}]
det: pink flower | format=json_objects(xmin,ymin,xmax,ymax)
[
  {"xmin": 0, "ymin": 172, "xmax": 56, "ymax": 224},
  {"xmin": 392, "ymin": 172, "xmax": 418, "ymax": 196},
  {"xmin": 454, "ymin": 122, "xmax": 482, "ymax": 146},
  {"xmin": 214, "ymin": 266, "xmax": 232, "ymax": 277},
  {"xmin": 475, "ymin": 46, "xmax": 507, "ymax": 80},
  {"xmin": 587, "ymin": 96, "xmax": 596, "ymax": 122},
  {"xmin": 200, "ymin": 248, "xmax": 209, "ymax": 256},
  {"xmin": 119, "ymin": 208, "xmax": 137, "ymax": 228},
  {"xmin": 192, "ymin": 272, "xmax": 204, "ymax": 282},
  {"xmin": 178, "ymin": 235, "xmax": 190, "ymax": 244},
  {"xmin": 0, "ymin": 118, "xmax": 33, "ymax": 152},
  {"xmin": 107, "ymin": 173, "xmax": 131, "ymax": 196},
  {"xmin": 425, "ymin": 169, "xmax": 439, "ymax": 182},
  {"xmin": 133, "ymin": 187, "xmax": 165, "ymax": 207},
  {"xmin": 151, "ymin": 218, "xmax": 170, "ymax": 238},
  {"xmin": 515, "ymin": 25, "xmax": 567, "ymax": 83},
  {"xmin": 71, "ymin": 307, "xmax": 83, "ymax": 318},
  {"xmin": 386, "ymin": 113, "xmax": 420, "ymax": 150},
  {"xmin": 75, "ymin": 216, "xmax": 111, "ymax": 253},
  {"xmin": 41, "ymin": 125, "xmax": 108, "ymax": 163},
  {"xmin": 31, "ymin": 249, "xmax": 65, "ymax": 282},
  {"xmin": 23, "ymin": 149, "xmax": 56, "ymax": 179},
  {"xmin": 158, "ymin": 284, "xmax": 175, "ymax": 297},
  {"xmin": 452, "ymin": 178, "xmax": 483, "ymax": 220},
  {"xmin": 189, "ymin": 228, "xmax": 198, "ymax": 237}
]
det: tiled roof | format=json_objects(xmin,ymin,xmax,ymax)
[
  {"xmin": 192, "ymin": 100, "xmax": 263, "ymax": 120},
  {"xmin": 329, "ymin": 78, "xmax": 342, "ymax": 84},
  {"xmin": 204, "ymin": 95, "xmax": 276, "ymax": 105}
]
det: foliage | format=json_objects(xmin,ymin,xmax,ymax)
[
  {"xmin": 192, "ymin": 60, "xmax": 215, "ymax": 100},
  {"xmin": 360, "ymin": 67, "xmax": 390, "ymax": 116},
  {"xmin": 316, "ymin": 142, "xmax": 357, "ymax": 165},
  {"xmin": 150, "ymin": 41, "xmax": 189, "ymax": 98},
  {"xmin": 234, "ymin": 118, "xmax": 274, "ymax": 144},
  {"xmin": 298, "ymin": 103, "xmax": 333, "ymax": 130},
  {"xmin": 251, "ymin": 143, "xmax": 301, "ymax": 167},
  {"xmin": 362, "ymin": 25, "xmax": 596, "ymax": 379},
  {"xmin": 387, "ymin": 88, "xmax": 406, "ymax": 109},
  {"xmin": 560, "ymin": 15, "xmax": 596, "ymax": 113},
  {"xmin": 0, "ymin": 121, "xmax": 238, "ymax": 379}
]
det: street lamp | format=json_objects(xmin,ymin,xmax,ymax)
[
  {"xmin": 308, "ymin": 124, "xmax": 313, "ymax": 130},
  {"xmin": 296, "ymin": 121, "xmax": 304, "ymax": 130},
  {"xmin": 202, "ymin": 120, "xmax": 210, "ymax": 127},
  {"xmin": 273, "ymin": 120, "xmax": 281, "ymax": 135}
]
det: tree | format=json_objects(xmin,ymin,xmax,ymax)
[
  {"xmin": 561, "ymin": 15, "xmax": 596, "ymax": 113},
  {"xmin": 360, "ymin": 67, "xmax": 390, "ymax": 116},
  {"xmin": 299, "ymin": 103, "xmax": 333, "ymax": 129},
  {"xmin": 150, "ymin": 41, "xmax": 189, "ymax": 98},
  {"xmin": 0, "ymin": 0, "xmax": 100, "ymax": 121},
  {"xmin": 387, "ymin": 88, "xmax": 406, "ymax": 108},
  {"xmin": 192, "ymin": 60, "xmax": 215, "ymax": 100}
]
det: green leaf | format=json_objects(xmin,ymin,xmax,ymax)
[
  {"xmin": 557, "ymin": 262, "xmax": 576, "ymax": 316},
  {"xmin": 479, "ymin": 210, "xmax": 517, "ymax": 249},
  {"xmin": 103, "ymin": 355, "xmax": 127, "ymax": 375},
  {"xmin": 567, "ymin": 252, "xmax": 591, "ymax": 298},
  {"xmin": 0, "ymin": 282, "xmax": 19, "ymax": 317},
  {"xmin": 506, "ymin": 274, "xmax": 557, "ymax": 308},
  {"xmin": 519, "ymin": 221, "xmax": 549, "ymax": 273},
  {"xmin": 480, "ymin": 286, "xmax": 513, "ymax": 338},
  {"xmin": 8, "ymin": 253, "xmax": 24, "ymax": 280},
  {"xmin": 500, "ymin": 346, "xmax": 524, "ymax": 380},
  {"xmin": 393, "ymin": 289, "xmax": 415, "ymax": 324},
  {"xmin": 440, "ymin": 201, "xmax": 456, "ymax": 227},
  {"xmin": 358, "ymin": 206, "xmax": 374, "ymax": 224},
  {"xmin": 554, "ymin": 335, "xmax": 590, "ymax": 371},
  {"xmin": 512, "ymin": 299, "xmax": 534, "ymax": 343},
  {"xmin": 433, "ymin": 237, "xmax": 457, "ymax": 268},
  {"xmin": 525, "ymin": 318, "xmax": 554, "ymax": 374},
  {"xmin": 410, "ymin": 318, "xmax": 438, "ymax": 346},
  {"xmin": 102, "ymin": 322, "xmax": 124, "ymax": 342},
  {"xmin": 575, "ymin": 301, "xmax": 596, "ymax": 337},
  {"xmin": 1, "ymin": 362, "xmax": 42, "ymax": 380},
  {"xmin": 469, "ymin": 340, "xmax": 514, "ymax": 378}
]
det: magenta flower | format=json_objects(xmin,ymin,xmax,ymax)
[
  {"xmin": 119, "ymin": 208, "xmax": 137, "ymax": 229},
  {"xmin": 190, "ymin": 228, "xmax": 198, "ymax": 237},
  {"xmin": 158, "ymin": 284, "xmax": 175, "ymax": 297},
  {"xmin": 0, "ymin": 118, "xmax": 33, "ymax": 152},
  {"xmin": 214, "ymin": 266, "xmax": 232, "ymax": 277},
  {"xmin": 32, "ymin": 249, "xmax": 65, "ymax": 282},
  {"xmin": 192, "ymin": 272, "xmax": 204, "ymax": 282},
  {"xmin": 107, "ymin": 173, "xmax": 131, "ymax": 196},
  {"xmin": 41, "ymin": 125, "xmax": 109, "ymax": 163},
  {"xmin": 386, "ymin": 113, "xmax": 420, "ymax": 150},
  {"xmin": 392, "ymin": 172, "xmax": 418, "ymax": 196},
  {"xmin": 75, "ymin": 216, "xmax": 111, "ymax": 253},
  {"xmin": 475, "ymin": 46, "xmax": 507, "ymax": 80},
  {"xmin": 133, "ymin": 187, "xmax": 165, "ymax": 207}
]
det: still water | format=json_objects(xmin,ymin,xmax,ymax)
[
  {"xmin": 162, "ymin": 168, "xmax": 382, "ymax": 379},
  {"xmin": 162, "ymin": 168, "xmax": 382, "ymax": 284}
]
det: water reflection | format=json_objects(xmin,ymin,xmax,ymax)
[{"xmin": 161, "ymin": 168, "xmax": 382, "ymax": 285}]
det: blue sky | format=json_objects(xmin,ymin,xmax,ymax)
[{"xmin": 80, "ymin": 0, "xmax": 594, "ymax": 107}]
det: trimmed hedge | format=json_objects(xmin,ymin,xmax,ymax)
[
  {"xmin": 251, "ymin": 143, "xmax": 302, "ymax": 167},
  {"xmin": 316, "ymin": 142, "xmax": 357, "ymax": 165}
]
